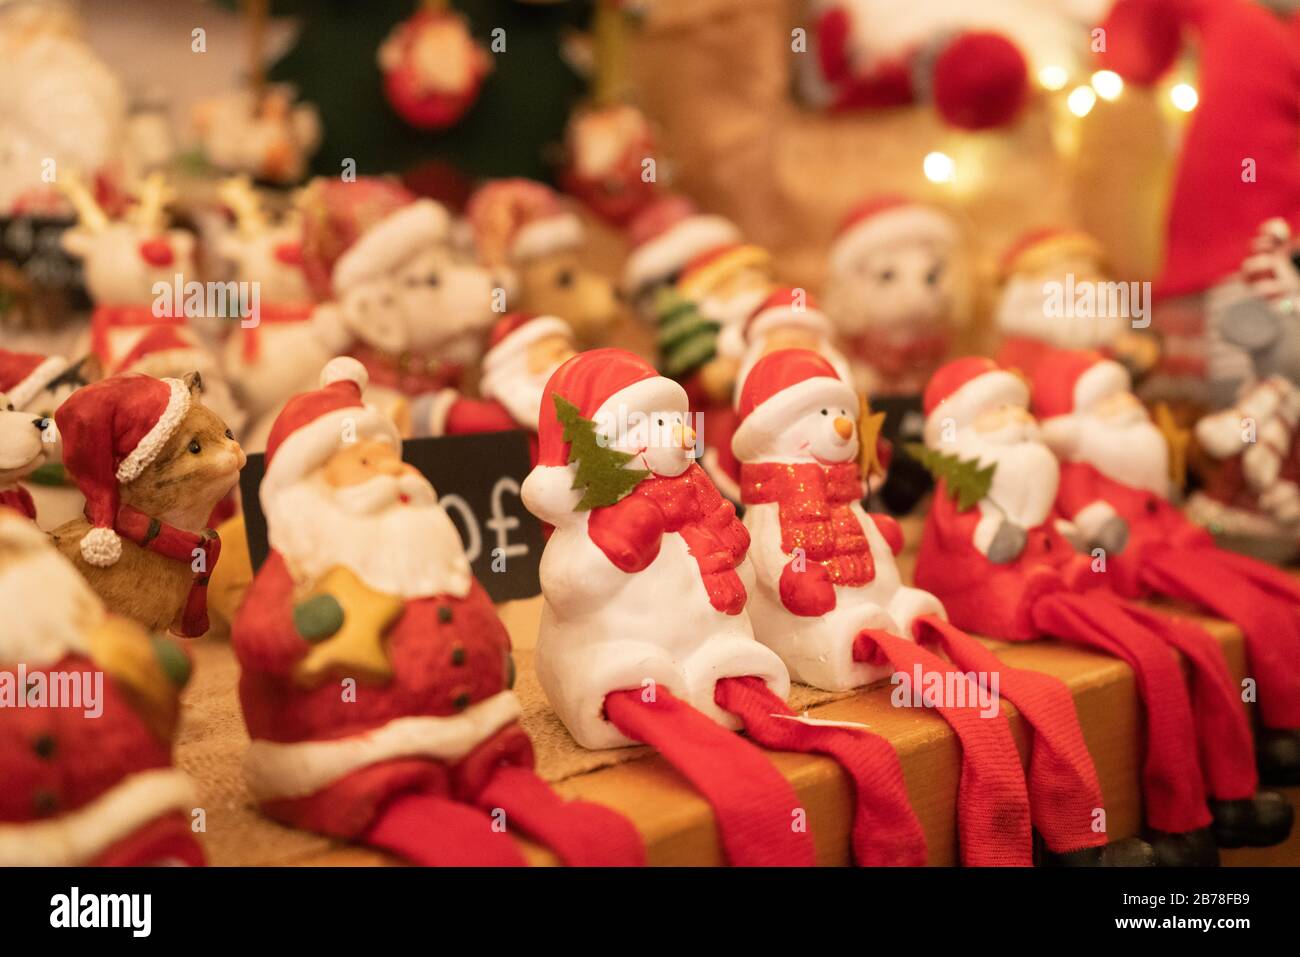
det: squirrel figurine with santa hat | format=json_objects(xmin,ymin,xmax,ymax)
[
  {"xmin": 915, "ymin": 356, "xmax": 1293, "ymax": 862},
  {"xmin": 823, "ymin": 197, "xmax": 961, "ymax": 396},
  {"xmin": 50, "ymin": 372, "xmax": 245, "ymax": 637},
  {"xmin": 465, "ymin": 179, "xmax": 619, "ymax": 344},
  {"xmin": 1032, "ymin": 347, "xmax": 1300, "ymax": 795},
  {"xmin": 0, "ymin": 513, "xmax": 203, "ymax": 866},
  {"xmin": 233, "ymin": 357, "xmax": 642, "ymax": 866},
  {"xmin": 415, "ymin": 312, "xmax": 576, "ymax": 464}
]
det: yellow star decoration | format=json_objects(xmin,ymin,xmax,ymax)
[
  {"xmin": 1153, "ymin": 401, "xmax": 1190, "ymax": 491},
  {"xmin": 294, "ymin": 566, "xmax": 404, "ymax": 688},
  {"xmin": 858, "ymin": 394, "xmax": 888, "ymax": 481}
]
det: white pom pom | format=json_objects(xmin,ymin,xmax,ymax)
[
  {"xmin": 321, "ymin": 356, "xmax": 369, "ymax": 391},
  {"xmin": 80, "ymin": 527, "xmax": 122, "ymax": 567}
]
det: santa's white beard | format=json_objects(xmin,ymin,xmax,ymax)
[
  {"xmin": 953, "ymin": 422, "xmax": 1060, "ymax": 529},
  {"xmin": 268, "ymin": 473, "xmax": 473, "ymax": 599},
  {"xmin": 481, "ymin": 360, "xmax": 553, "ymax": 431},
  {"xmin": 997, "ymin": 276, "xmax": 1124, "ymax": 349},
  {"xmin": 0, "ymin": 550, "xmax": 99, "ymax": 667},
  {"xmin": 1073, "ymin": 415, "xmax": 1170, "ymax": 497}
]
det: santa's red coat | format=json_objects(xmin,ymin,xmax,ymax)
[
  {"xmin": 0, "ymin": 653, "xmax": 203, "ymax": 865},
  {"xmin": 1055, "ymin": 461, "xmax": 1212, "ymax": 598},
  {"xmin": 233, "ymin": 551, "xmax": 532, "ymax": 839},
  {"xmin": 0, "ymin": 485, "xmax": 36, "ymax": 521},
  {"xmin": 915, "ymin": 480, "xmax": 1088, "ymax": 640}
]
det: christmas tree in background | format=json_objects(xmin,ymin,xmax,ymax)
[{"xmin": 224, "ymin": 0, "xmax": 592, "ymax": 191}]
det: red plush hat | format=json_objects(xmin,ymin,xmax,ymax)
[
  {"xmin": 523, "ymin": 348, "xmax": 685, "ymax": 521},
  {"xmin": 732, "ymin": 349, "xmax": 856, "ymax": 463},
  {"xmin": 0, "ymin": 350, "xmax": 67, "ymax": 410},
  {"xmin": 922, "ymin": 356, "xmax": 1027, "ymax": 446},
  {"xmin": 744, "ymin": 287, "xmax": 832, "ymax": 342},
  {"xmin": 1030, "ymin": 349, "xmax": 1132, "ymax": 421},
  {"xmin": 621, "ymin": 196, "xmax": 740, "ymax": 296},
  {"xmin": 830, "ymin": 196, "xmax": 958, "ymax": 276},
  {"xmin": 260, "ymin": 357, "xmax": 401, "ymax": 508},
  {"xmin": 465, "ymin": 178, "xmax": 584, "ymax": 267},
  {"xmin": 55, "ymin": 374, "xmax": 193, "ymax": 567},
  {"xmin": 108, "ymin": 326, "xmax": 215, "ymax": 379},
  {"xmin": 1097, "ymin": 0, "xmax": 1300, "ymax": 297}
]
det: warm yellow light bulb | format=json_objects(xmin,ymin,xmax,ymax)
[
  {"xmin": 1038, "ymin": 65, "xmax": 1068, "ymax": 91},
  {"xmin": 923, "ymin": 151, "xmax": 956, "ymax": 184},
  {"xmin": 1171, "ymin": 83, "xmax": 1198, "ymax": 111},
  {"xmin": 1091, "ymin": 70, "xmax": 1123, "ymax": 101},
  {"xmin": 1067, "ymin": 85, "xmax": 1097, "ymax": 117}
]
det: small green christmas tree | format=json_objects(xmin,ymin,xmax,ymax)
[
  {"xmin": 905, "ymin": 443, "xmax": 996, "ymax": 512},
  {"xmin": 554, "ymin": 394, "xmax": 648, "ymax": 510}
]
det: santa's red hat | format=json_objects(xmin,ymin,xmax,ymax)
[
  {"xmin": 481, "ymin": 312, "xmax": 572, "ymax": 384},
  {"xmin": 744, "ymin": 287, "xmax": 832, "ymax": 342},
  {"xmin": 732, "ymin": 349, "xmax": 856, "ymax": 463},
  {"xmin": 998, "ymin": 228, "xmax": 1106, "ymax": 283},
  {"xmin": 830, "ymin": 197, "xmax": 958, "ymax": 276},
  {"xmin": 465, "ymin": 178, "xmax": 585, "ymax": 267},
  {"xmin": 621, "ymin": 196, "xmax": 741, "ymax": 296},
  {"xmin": 922, "ymin": 357, "xmax": 1027, "ymax": 446},
  {"xmin": 330, "ymin": 198, "xmax": 451, "ymax": 295},
  {"xmin": 260, "ymin": 357, "xmax": 401, "ymax": 508},
  {"xmin": 108, "ymin": 326, "xmax": 216, "ymax": 380},
  {"xmin": 523, "ymin": 348, "xmax": 684, "ymax": 521},
  {"xmin": 1097, "ymin": 0, "xmax": 1300, "ymax": 298},
  {"xmin": 55, "ymin": 374, "xmax": 194, "ymax": 567},
  {"xmin": 0, "ymin": 350, "xmax": 67, "ymax": 410},
  {"xmin": 1030, "ymin": 349, "xmax": 1131, "ymax": 421}
]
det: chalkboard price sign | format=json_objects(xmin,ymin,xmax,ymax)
[{"xmin": 239, "ymin": 430, "xmax": 544, "ymax": 603}]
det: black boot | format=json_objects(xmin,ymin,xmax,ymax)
[
  {"xmin": 1146, "ymin": 827, "xmax": 1220, "ymax": 866},
  {"xmin": 1210, "ymin": 791, "xmax": 1295, "ymax": 848},
  {"xmin": 1048, "ymin": 838, "xmax": 1158, "ymax": 867},
  {"xmin": 1257, "ymin": 728, "xmax": 1300, "ymax": 787}
]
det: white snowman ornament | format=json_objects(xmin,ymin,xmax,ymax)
[{"xmin": 732, "ymin": 348, "xmax": 944, "ymax": 691}]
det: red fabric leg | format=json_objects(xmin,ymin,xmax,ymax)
[
  {"xmin": 1204, "ymin": 546, "xmax": 1300, "ymax": 605},
  {"xmin": 1031, "ymin": 592, "xmax": 1212, "ymax": 834},
  {"xmin": 713, "ymin": 675, "xmax": 927, "ymax": 866},
  {"xmin": 852, "ymin": 629, "xmax": 1033, "ymax": 866},
  {"xmin": 1101, "ymin": 592, "xmax": 1258, "ymax": 800},
  {"xmin": 604, "ymin": 686, "xmax": 816, "ymax": 866},
  {"xmin": 1144, "ymin": 546, "xmax": 1300, "ymax": 729},
  {"xmin": 914, "ymin": 615, "xmax": 1107, "ymax": 856},
  {"xmin": 362, "ymin": 792, "xmax": 529, "ymax": 866},
  {"xmin": 475, "ymin": 765, "xmax": 646, "ymax": 866}
]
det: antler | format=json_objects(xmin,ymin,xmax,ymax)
[
  {"xmin": 218, "ymin": 176, "xmax": 269, "ymax": 236},
  {"xmin": 57, "ymin": 171, "xmax": 109, "ymax": 233},
  {"xmin": 128, "ymin": 173, "xmax": 176, "ymax": 232}
]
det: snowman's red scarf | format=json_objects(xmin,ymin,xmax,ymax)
[
  {"xmin": 113, "ymin": 504, "xmax": 221, "ymax": 638},
  {"xmin": 740, "ymin": 461, "xmax": 874, "ymax": 587},
  {"xmin": 587, "ymin": 463, "xmax": 749, "ymax": 614}
]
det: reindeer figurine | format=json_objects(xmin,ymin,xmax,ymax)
[{"xmin": 60, "ymin": 172, "xmax": 197, "ymax": 371}]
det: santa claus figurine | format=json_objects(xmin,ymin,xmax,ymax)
[
  {"xmin": 621, "ymin": 196, "xmax": 741, "ymax": 325},
  {"xmin": 917, "ymin": 357, "xmax": 1290, "ymax": 862},
  {"xmin": 416, "ymin": 312, "xmax": 576, "ymax": 464},
  {"xmin": 524, "ymin": 347, "xmax": 938, "ymax": 866},
  {"xmin": 995, "ymin": 228, "xmax": 1156, "ymax": 380},
  {"xmin": 378, "ymin": 7, "xmax": 491, "ymax": 131},
  {"xmin": 1033, "ymin": 348, "xmax": 1300, "ymax": 796},
  {"xmin": 0, "ymin": 513, "xmax": 203, "ymax": 866},
  {"xmin": 234, "ymin": 357, "xmax": 641, "ymax": 866},
  {"xmin": 823, "ymin": 197, "xmax": 960, "ymax": 395}
]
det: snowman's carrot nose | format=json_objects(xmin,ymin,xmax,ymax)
[{"xmin": 834, "ymin": 416, "xmax": 854, "ymax": 440}]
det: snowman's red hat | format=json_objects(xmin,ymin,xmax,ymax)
[
  {"xmin": 260, "ymin": 357, "xmax": 401, "ymax": 509},
  {"xmin": 922, "ymin": 357, "xmax": 1027, "ymax": 446},
  {"xmin": 732, "ymin": 349, "xmax": 856, "ymax": 463},
  {"xmin": 621, "ymin": 196, "xmax": 741, "ymax": 297},
  {"xmin": 55, "ymin": 374, "xmax": 194, "ymax": 567},
  {"xmin": 0, "ymin": 349, "xmax": 66, "ymax": 410},
  {"xmin": 524, "ymin": 348, "xmax": 684, "ymax": 521},
  {"xmin": 831, "ymin": 196, "xmax": 958, "ymax": 276},
  {"xmin": 744, "ymin": 287, "xmax": 832, "ymax": 342}
]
